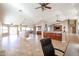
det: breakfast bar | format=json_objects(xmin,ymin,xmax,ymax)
[{"xmin": 43, "ymin": 31, "xmax": 62, "ymax": 41}]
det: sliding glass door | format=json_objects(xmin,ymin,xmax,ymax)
[{"xmin": 9, "ymin": 27, "xmax": 17, "ymax": 35}]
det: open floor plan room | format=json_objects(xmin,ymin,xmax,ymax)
[{"xmin": 0, "ymin": 3, "xmax": 79, "ymax": 56}]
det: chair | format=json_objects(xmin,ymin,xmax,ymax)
[{"xmin": 40, "ymin": 38, "xmax": 64, "ymax": 56}]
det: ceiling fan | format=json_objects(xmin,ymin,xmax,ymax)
[{"xmin": 36, "ymin": 3, "xmax": 52, "ymax": 11}]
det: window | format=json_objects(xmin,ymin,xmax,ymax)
[
  {"xmin": 9, "ymin": 27, "xmax": 17, "ymax": 35},
  {"xmin": 2, "ymin": 26, "xmax": 8, "ymax": 33},
  {"xmin": 22, "ymin": 27, "xmax": 26, "ymax": 31},
  {"xmin": 26, "ymin": 27, "xmax": 33, "ymax": 31}
]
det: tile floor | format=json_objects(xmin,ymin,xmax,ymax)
[{"xmin": 0, "ymin": 32, "xmax": 79, "ymax": 56}]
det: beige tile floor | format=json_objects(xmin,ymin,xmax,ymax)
[
  {"xmin": 64, "ymin": 34, "xmax": 79, "ymax": 56},
  {"xmin": 0, "ymin": 33, "xmax": 79, "ymax": 56}
]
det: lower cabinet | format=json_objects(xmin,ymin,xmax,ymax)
[{"xmin": 43, "ymin": 32, "xmax": 62, "ymax": 41}]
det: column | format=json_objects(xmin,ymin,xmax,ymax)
[
  {"xmin": 0, "ymin": 23, "xmax": 3, "ymax": 49},
  {"xmin": 0, "ymin": 23, "xmax": 2, "ymax": 40},
  {"xmin": 8, "ymin": 26, "xmax": 9, "ymax": 36},
  {"xmin": 17, "ymin": 26, "xmax": 19, "ymax": 35},
  {"xmin": 33, "ymin": 26, "xmax": 36, "ymax": 34},
  {"xmin": 41, "ymin": 23, "xmax": 45, "ymax": 38}
]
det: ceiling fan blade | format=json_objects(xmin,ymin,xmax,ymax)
[
  {"xmin": 39, "ymin": 3, "xmax": 49, "ymax": 5},
  {"xmin": 35, "ymin": 7, "xmax": 41, "ymax": 9},
  {"xmin": 45, "ymin": 6, "xmax": 52, "ymax": 9},
  {"xmin": 45, "ymin": 3, "xmax": 50, "ymax": 5},
  {"xmin": 39, "ymin": 3, "xmax": 44, "ymax": 5}
]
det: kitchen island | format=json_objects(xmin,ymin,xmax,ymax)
[{"xmin": 43, "ymin": 31, "xmax": 62, "ymax": 41}]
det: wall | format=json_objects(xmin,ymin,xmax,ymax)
[
  {"xmin": 68, "ymin": 19, "xmax": 77, "ymax": 34},
  {"xmin": 62, "ymin": 19, "xmax": 78, "ymax": 35},
  {"xmin": 0, "ymin": 23, "xmax": 2, "ymax": 40},
  {"xmin": 62, "ymin": 20, "xmax": 68, "ymax": 33}
]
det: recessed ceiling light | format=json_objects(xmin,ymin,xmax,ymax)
[{"xmin": 19, "ymin": 10, "xmax": 22, "ymax": 12}]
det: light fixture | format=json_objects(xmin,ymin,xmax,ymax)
[
  {"xmin": 10, "ymin": 23, "xmax": 14, "ymax": 26},
  {"xmin": 18, "ymin": 10, "xmax": 22, "ymax": 12},
  {"xmin": 56, "ymin": 15, "xmax": 61, "ymax": 23}
]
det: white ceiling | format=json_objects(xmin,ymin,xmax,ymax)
[{"xmin": 0, "ymin": 3, "xmax": 79, "ymax": 26}]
